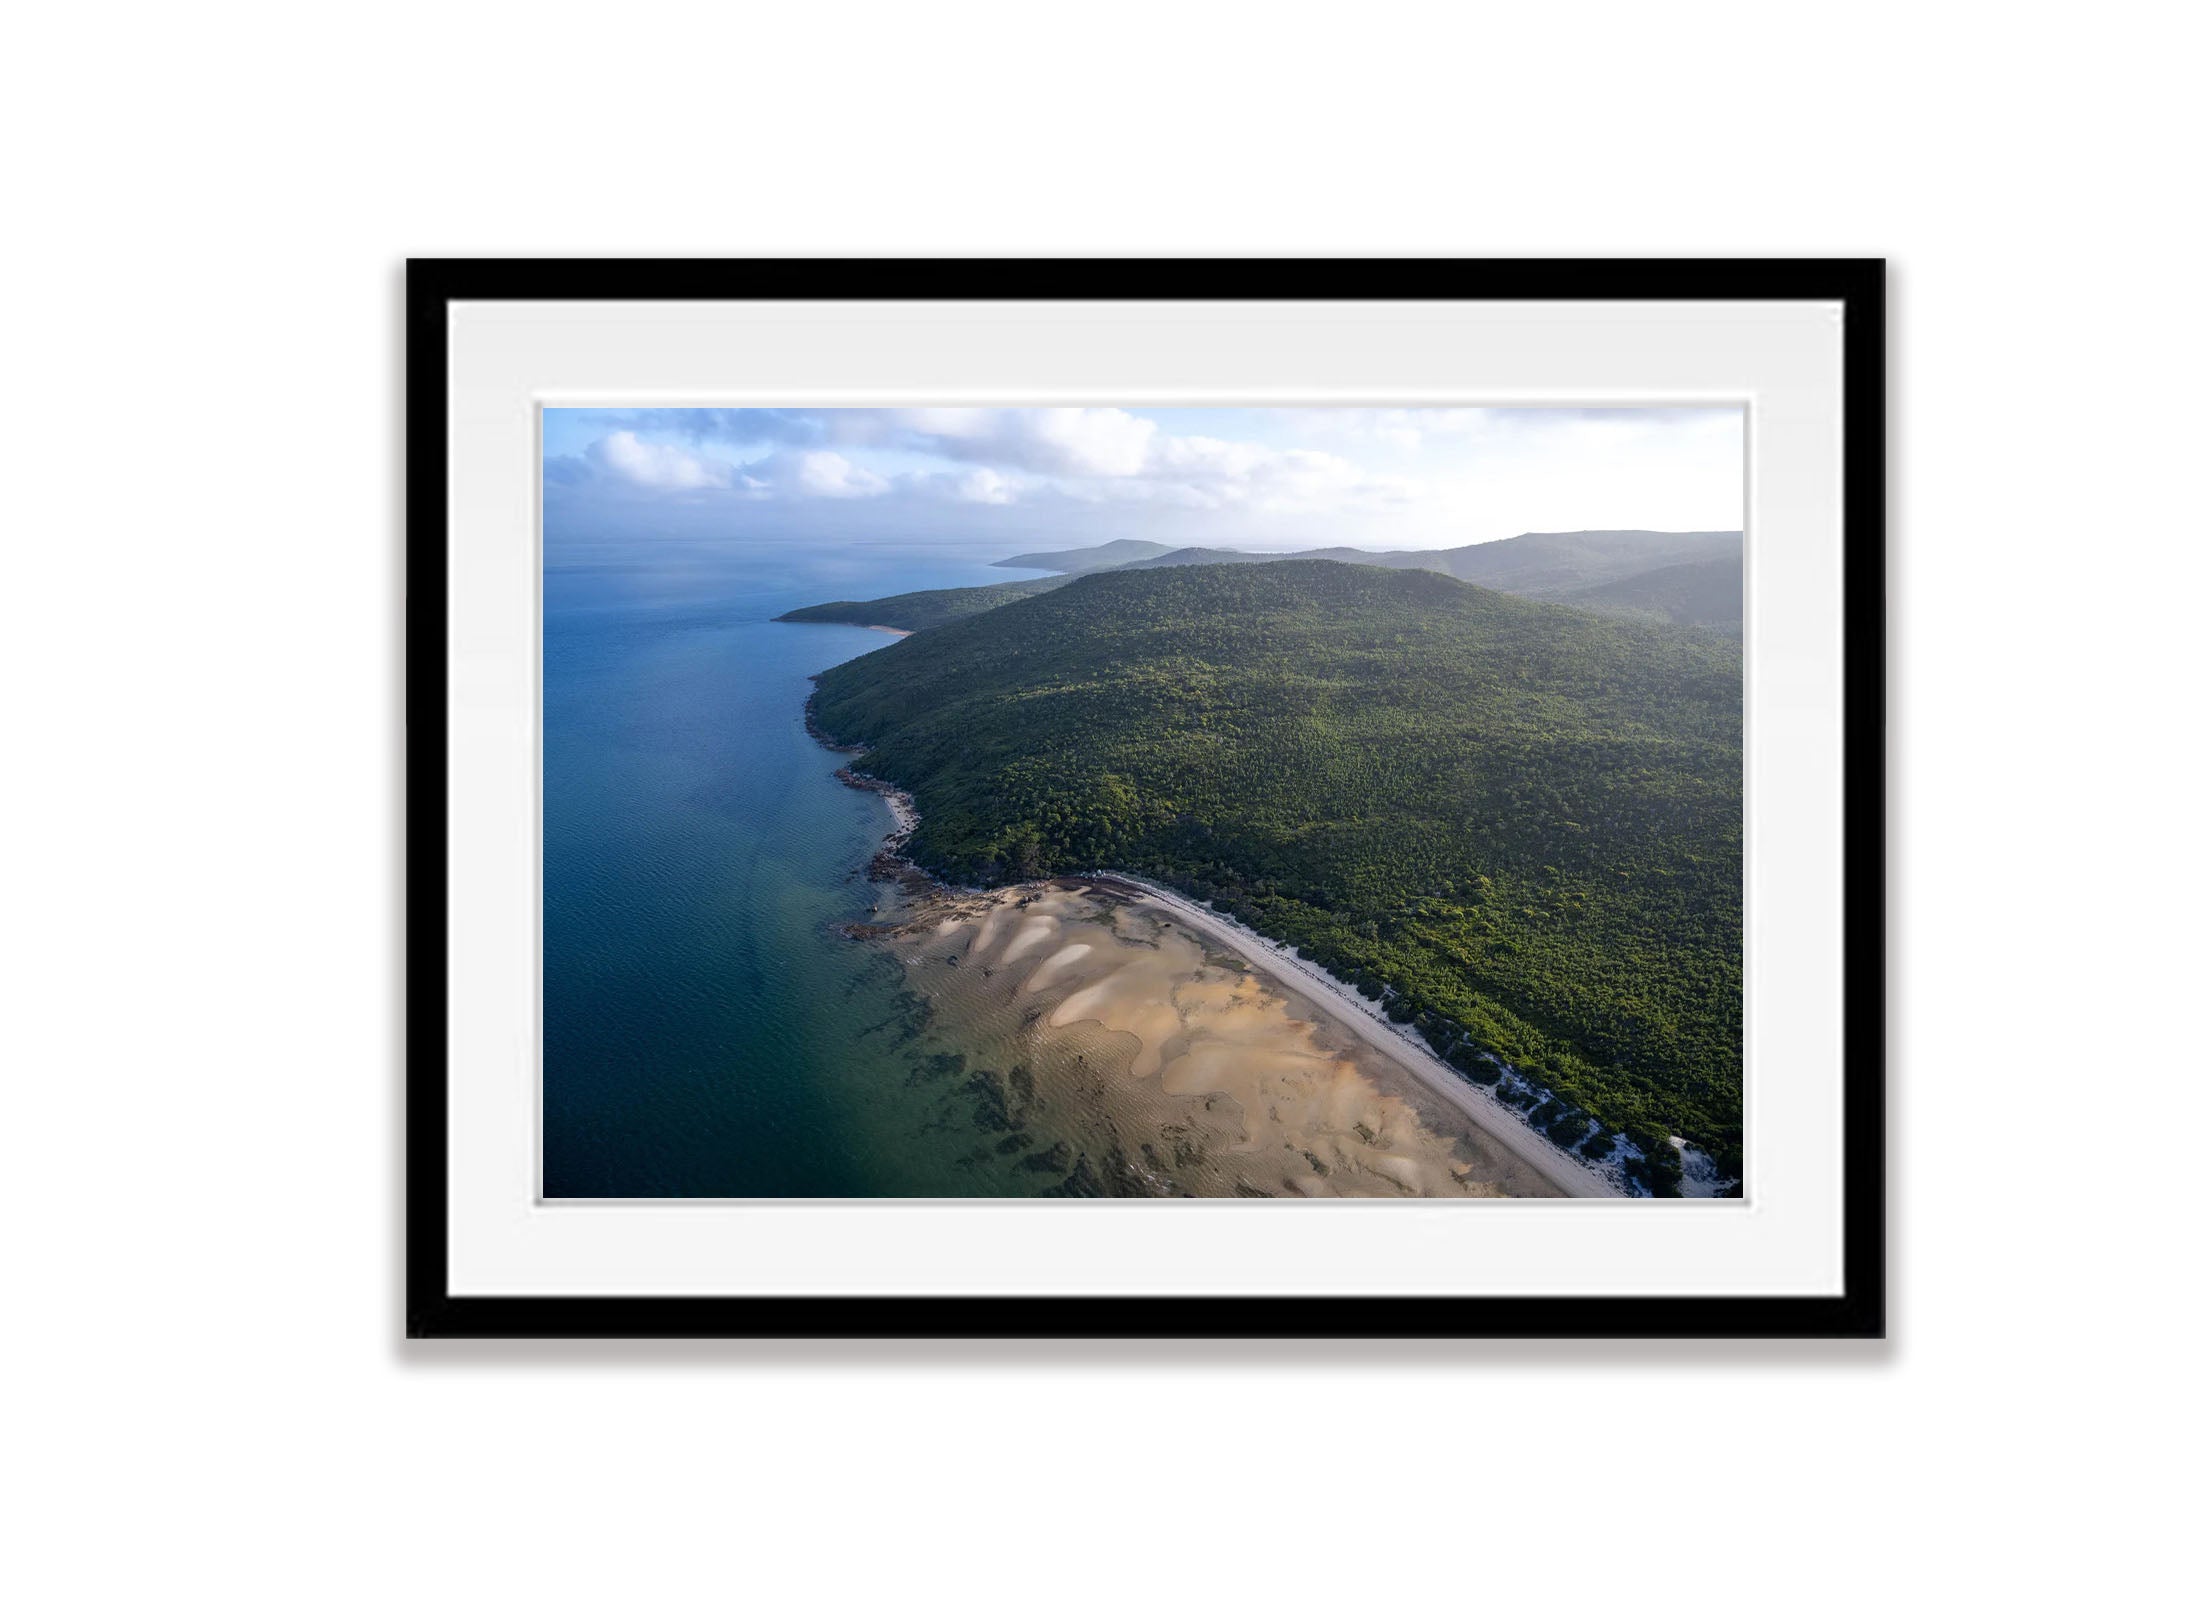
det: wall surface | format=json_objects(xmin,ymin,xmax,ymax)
[{"xmin": 6, "ymin": 3, "xmax": 2189, "ymax": 1595}]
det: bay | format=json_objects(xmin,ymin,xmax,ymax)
[{"xmin": 543, "ymin": 536, "xmax": 1046, "ymax": 1198}]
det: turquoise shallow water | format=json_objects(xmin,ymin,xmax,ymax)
[{"xmin": 542, "ymin": 537, "xmax": 1044, "ymax": 1198}]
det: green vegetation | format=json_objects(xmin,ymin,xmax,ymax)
[
  {"xmin": 1338, "ymin": 528, "xmax": 1741, "ymax": 608},
  {"xmin": 790, "ymin": 530, "xmax": 1744, "ymax": 637},
  {"xmin": 777, "ymin": 575, "xmax": 1070, "ymax": 632},
  {"xmin": 806, "ymin": 561, "xmax": 1743, "ymax": 1185},
  {"xmin": 1561, "ymin": 555, "xmax": 1743, "ymax": 635},
  {"xmin": 1114, "ymin": 530, "xmax": 1748, "ymax": 632}
]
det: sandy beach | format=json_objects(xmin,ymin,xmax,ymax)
[
  {"xmin": 893, "ymin": 882, "xmax": 1569, "ymax": 1198},
  {"xmin": 812, "ymin": 662, "xmax": 1618, "ymax": 1199},
  {"xmin": 1090, "ymin": 875, "xmax": 1624, "ymax": 1197}
]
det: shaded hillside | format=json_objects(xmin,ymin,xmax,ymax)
[
  {"xmin": 777, "ymin": 574, "xmax": 1070, "ymax": 632},
  {"xmin": 1562, "ymin": 554, "xmax": 1744, "ymax": 633},
  {"xmin": 1118, "ymin": 529, "xmax": 1743, "ymax": 620},
  {"xmin": 809, "ymin": 561, "xmax": 1743, "ymax": 1186},
  {"xmin": 1368, "ymin": 529, "xmax": 1742, "ymax": 601}
]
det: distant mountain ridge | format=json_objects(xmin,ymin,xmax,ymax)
[
  {"xmin": 792, "ymin": 529, "xmax": 1742, "ymax": 634},
  {"xmin": 1559, "ymin": 556, "xmax": 1743, "ymax": 633},
  {"xmin": 993, "ymin": 538, "xmax": 1176, "ymax": 573},
  {"xmin": 1112, "ymin": 528, "xmax": 1742, "ymax": 599}
]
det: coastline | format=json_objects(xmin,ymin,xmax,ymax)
[
  {"xmin": 1087, "ymin": 875, "xmax": 1627, "ymax": 1198},
  {"xmin": 803, "ymin": 677, "xmax": 967, "ymax": 924},
  {"xmin": 800, "ymin": 646, "xmax": 1622, "ymax": 1198},
  {"xmin": 896, "ymin": 883, "xmax": 1564, "ymax": 1197}
]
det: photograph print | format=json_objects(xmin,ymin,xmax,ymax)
[{"xmin": 543, "ymin": 403, "xmax": 1744, "ymax": 1202}]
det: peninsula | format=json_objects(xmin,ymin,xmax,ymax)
[{"xmin": 801, "ymin": 559, "xmax": 1743, "ymax": 1194}]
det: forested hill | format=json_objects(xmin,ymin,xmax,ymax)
[
  {"xmin": 808, "ymin": 561, "xmax": 1743, "ymax": 1191},
  {"xmin": 1113, "ymin": 529, "xmax": 1743, "ymax": 616},
  {"xmin": 777, "ymin": 574, "xmax": 1070, "ymax": 632},
  {"xmin": 1004, "ymin": 527, "xmax": 1738, "ymax": 589},
  {"xmin": 1356, "ymin": 528, "xmax": 1739, "ymax": 601},
  {"xmin": 1560, "ymin": 555, "xmax": 1744, "ymax": 634},
  {"xmin": 789, "ymin": 529, "xmax": 1743, "ymax": 634}
]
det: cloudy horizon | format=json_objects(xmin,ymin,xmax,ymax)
[{"xmin": 543, "ymin": 405, "xmax": 1744, "ymax": 551}]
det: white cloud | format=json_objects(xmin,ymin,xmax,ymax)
[
  {"xmin": 573, "ymin": 432, "xmax": 890, "ymax": 501},
  {"xmin": 550, "ymin": 405, "xmax": 1742, "ymax": 544},
  {"xmin": 739, "ymin": 449, "xmax": 889, "ymax": 500},
  {"xmin": 580, "ymin": 410, "xmax": 1398, "ymax": 515},
  {"xmin": 589, "ymin": 430, "xmax": 731, "ymax": 490},
  {"xmin": 866, "ymin": 419, "xmax": 1411, "ymax": 518},
  {"xmin": 897, "ymin": 466, "xmax": 1024, "ymax": 506},
  {"xmin": 1064, "ymin": 433, "xmax": 1412, "ymax": 516},
  {"xmin": 886, "ymin": 406, "xmax": 1156, "ymax": 477},
  {"xmin": 950, "ymin": 467, "xmax": 1017, "ymax": 505},
  {"xmin": 1149, "ymin": 434, "xmax": 1269, "ymax": 480},
  {"xmin": 1280, "ymin": 407, "xmax": 1505, "ymax": 451}
]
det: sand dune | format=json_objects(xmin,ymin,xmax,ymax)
[
  {"xmin": 1020, "ymin": 943, "xmax": 1091, "ymax": 993},
  {"xmin": 907, "ymin": 885, "xmax": 1560, "ymax": 1198},
  {"xmin": 1093, "ymin": 875, "xmax": 1622, "ymax": 1198},
  {"xmin": 997, "ymin": 913, "xmax": 1060, "ymax": 965}
]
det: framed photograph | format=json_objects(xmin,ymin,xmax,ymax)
[{"xmin": 407, "ymin": 259, "xmax": 1884, "ymax": 1338}]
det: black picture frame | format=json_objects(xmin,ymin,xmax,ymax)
[{"xmin": 406, "ymin": 258, "xmax": 1886, "ymax": 1339}]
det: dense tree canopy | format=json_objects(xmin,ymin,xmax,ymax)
[
  {"xmin": 778, "ymin": 574, "xmax": 1069, "ymax": 632},
  {"xmin": 806, "ymin": 561, "xmax": 1743, "ymax": 1187},
  {"xmin": 785, "ymin": 528, "xmax": 1744, "ymax": 636},
  {"xmin": 1559, "ymin": 555, "xmax": 1743, "ymax": 634}
]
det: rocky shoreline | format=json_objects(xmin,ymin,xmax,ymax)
[
  {"xmin": 802, "ymin": 687, "xmax": 1698, "ymax": 1195},
  {"xmin": 807, "ymin": 684, "xmax": 957, "ymax": 932},
  {"xmin": 803, "ymin": 686, "xmax": 1575, "ymax": 1197}
]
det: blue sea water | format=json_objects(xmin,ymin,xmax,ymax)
[{"xmin": 542, "ymin": 537, "xmax": 1043, "ymax": 1198}]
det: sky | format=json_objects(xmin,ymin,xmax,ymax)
[{"xmin": 542, "ymin": 405, "xmax": 1744, "ymax": 551}]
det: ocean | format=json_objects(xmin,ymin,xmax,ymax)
[
  {"xmin": 542, "ymin": 536, "xmax": 1051, "ymax": 1198},
  {"xmin": 543, "ymin": 535, "xmax": 1563, "ymax": 1202}
]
